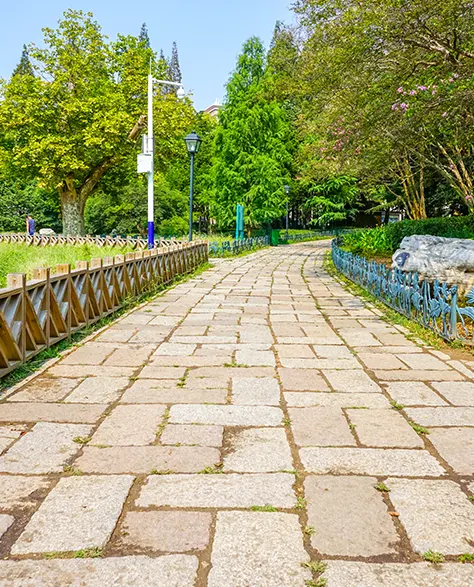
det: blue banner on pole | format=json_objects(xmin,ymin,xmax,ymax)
[{"xmin": 236, "ymin": 205, "xmax": 244, "ymax": 241}]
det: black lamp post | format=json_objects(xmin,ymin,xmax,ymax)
[
  {"xmin": 184, "ymin": 131, "xmax": 202, "ymax": 241},
  {"xmin": 284, "ymin": 185, "xmax": 290, "ymax": 240}
]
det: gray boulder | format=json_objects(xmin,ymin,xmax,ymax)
[{"xmin": 392, "ymin": 235, "xmax": 474, "ymax": 282}]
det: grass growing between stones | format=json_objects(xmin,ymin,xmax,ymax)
[
  {"xmin": 250, "ymin": 505, "xmax": 278, "ymax": 512},
  {"xmin": 459, "ymin": 554, "xmax": 474, "ymax": 563},
  {"xmin": 302, "ymin": 561, "xmax": 327, "ymax": 574},
  {"xmin": 198, "ymin": 464, "xmax": 224, "ymax": 474},
  {"xmin": 73, "ymin": 547, "xmax": 104, "ymax": 558},
  {"xmin": 305, "ymin": 579, "xmax": 327, "ymax": 587},
  {"xmin": 224, "ymin": 362, "xmax": 250, "ymax": 368},
  {"xmin": 375, "ymin": 482, "xmax": 391, "ymax": 493},
  {"xmin": 150, "ymin": 469, "xmax": 174, "ymax": 475},
  {"xmin": 0, "ymin": 262, "xmax": 213, "ymax": 395},
  {"xmin": 63, "ymin": 465, "xmax": 83, "ymax": 476},
  {"xmin": 42, "ymin": 547, "xmax": 103, "ymax": 559},
  {"xmin": 390, "ymin": 400, "xmax": 405, "ymax": 411},
  {"xmin": 423, "ymin": 551, "xmax": 445, "ymax": 564},
  {"xmin": 73, "ymin": 437, "xmax": 91, "ymax": 445},
  {"xmin": 409, "ymin": 421, "xmax": 430, "ymax": 435},
  {"xmin": 295, "ymin": 497, "xmax": 307, "ymax": 510}
]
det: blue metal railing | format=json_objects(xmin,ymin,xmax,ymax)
[
  {"xmin": 331, "ymin": 239, "xmax": 474, "ymax": 343},
  {"xmin": 209, "ymin": 236, "xmax": 270, "ymax": 257}
]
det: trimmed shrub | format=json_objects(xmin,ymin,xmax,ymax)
[{"xmin": 385, "ymin": 216, "xmax": 474, "ymax": 248}]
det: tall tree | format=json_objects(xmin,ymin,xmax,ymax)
[
  {"xmin": 292, "ymin": 0, "xmax": 474, "ymax": 216},
  {"xmin": 138, "ymin": 22, "xmax": 150, "ymax": 48},
  {"xmin": 12, "ymin": 44, "xmax": 34, "ymax": 77},
  {"xmin": 214, "ymin": 37, "xmax": 292, "ymax": 230},
  {"xmin": 0, "ymin": 10, "xmax": 193, "ymax": 235},
  {"xmin": 169, "ymin": 41, "xmax": 182, "ymax": 83}
]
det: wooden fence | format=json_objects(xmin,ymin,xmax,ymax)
[
  {"xmin": 0, "ymin": 241, "xmax": 208, "ymax": 377},
  {"xmin": 0, "ymin": 233, "xmax": 179, "ymax": 250}
]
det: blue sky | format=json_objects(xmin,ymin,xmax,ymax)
[{"xmin": 0, "ymin": 0, "xmax": 294, "ymax": 110}]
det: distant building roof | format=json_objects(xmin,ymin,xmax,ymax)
[{"xmin": 204, "ymin": 99, "xmax": 222, "ymax": 119}]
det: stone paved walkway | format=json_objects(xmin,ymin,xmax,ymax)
[{"xmin": 1, "ymin": 241, "xmax": 474, "ymax": 586}]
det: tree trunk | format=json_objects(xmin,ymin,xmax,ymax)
[{"xmin": 61, "ymin": 192, "xmax": 85, "ymax": 236}]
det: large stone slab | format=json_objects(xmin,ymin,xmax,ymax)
[
  {"xmin": 65, "ymin": 377, "xmax": 130, "ymax": 404},
  {"xmin": 279, "ymin": 357, "xmax": 360, "ymax": 370},
  {"xmin": 121, "ymin": 384, "xmax": 227, "ymax": 405},
  {"xmin": 338, "ymin": 329, "xmax": 381, "ymax": 347},
  {"xmin": 232, "ymin": 377, "xmax": 280, "ymax": 405},
  {"xmin": 0, "ymin": 403, "xmax": 106, "ymax": 424},
  {"xmin": 305, "ymin": 475, "xmax": 399, "ymax": 556},
  {"xmin": 154, "ymin": 343, "xmax": 197, "ymax": 356},
  {"xmin": 104, "ymin": 345, "xmax": 155, "ymax": 367},
  {"xmin": 160, "ymin": 424, "xmax": 223, "ymax": 447},
  {"xmin": 374, "ymin": 370, "xmax": 463, "ymax": 381},
  {"xmin": 0, "ymin": 476, "xmax": 51, "ymax": 509},
  {"xmin": 429, "ymin": 428, "xmax": 474, "ymax": 475},
  {"xmin": 208, "ymin": 512, "xmax": 310, "ymax": 587},
  {"xmin": 324, "ymin": 370, "xmax": 381, "ymax": 393},
  {"xmin": 120, "ymin": 511, "xmax": 211, "ymax": 552},
  {"xmin": 289, "ymin": 407, "xmax": 355, "ymax": 447},
  {"xmin": 91, "ymin": 405, "xmax": 165, "ymax": 446},
  {"xmin": 278, "ymin": 368, "xmax": 330, "ymax": 391},
  {"xmin": 323, "ymin": 561, "xmax": 474, "ymax": 587},
  {"xmin": 137, "ymin": 473, "xmax": 296, "ymax": 508},
  {"xmin": 404, "ymin": 407, "xmax": 474, "ymax": 426},
  {"xmin": 76, "ymin": 446, "xmax": 219, "ymax": 474},
  {"xmin": 49, "ymin": 365, "xmax": 136, "ymax": 378},
  {"xmin": 0, "ymin": 555, "xmax": 198, "ymax": 586},
  {"xmin": 347, "ymin": 408, "xmax": 424, "ymax": 448},
  {"xmin": 0, "ymin": 423, "xmax": 92, "ymax": 474},
  {"xmin": 300, "ymin": 447, "xmax": 446, "ymax": 476},
  {"xmin": 284, "ymin": 392, "xmax": 389, "ymax": 408},
  {"xmin": 224, "ymin": 428, "xmax": 293, "ymax": 472},
  {"xmin": 137, "ymin": 366, "xmax": 187, "ymax": 379},
  {"xmin": 9, "ymin": 377, "xmax": 81, "ymax": 403},
  {"xmin": 12, "ymin": 475, "xmax": 134, "ymax": 554},
  {"xmin": 431, "ymin": 381, "xmax": 474, "ymax": 406},
  {"xmin": 357, "ymin": 352, "xmax": 408, "ymax": 370},
  {"xmin": 0, "ymin": 425, "xmax": 27, "ymax": 452},
  {"xmin": 384, "ymin": 382, "xmax": 447, "ymax": 406},
  {"xmin": 235, "ymin": 350, "xmax": 276, "ymax": 367},
  {"xmin": 387, "ymin": 478, "xmax": 474, "ymax": 554},
  {"xmin": 398, "ymin": 353, "xmax": 450, "ymax": 370},
  {"xmin": 61, "ymin": 344, "xmax": 115, "ymax": 365},
  {"xmin": 0, "ymin": 514, "xmax": 14, "ymax": 539},
  {"xmin": 169, "ymin": 404, "xmax": 283, "ymax": 426}
]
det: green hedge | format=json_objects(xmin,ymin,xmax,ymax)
[
  {"xmin": 342, "ymin": 216, "xmax": 474, "ymax": 257},
  {"xmin": 386, "ymin": 216, "xmax": 474, "ymax": 248}
]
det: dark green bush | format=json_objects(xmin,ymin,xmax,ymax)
[{"xmin": 385, "ymin": 216, "xmax": 474, "ymax": 248}]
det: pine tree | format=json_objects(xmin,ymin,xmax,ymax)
[
  {"xmin": 169, "ymin": 41, "xmax": 182, "ymax": 83},
  {"xmin": 138, "ymin": 23, "xmax": 150, "ymax": 48},
  {"xmin": 13, "ymin": 44, "xmax": 34, "ymax": 77},
  {"xmin": 214, "ymin": 37, "xmax": 292, "ymax": 230}
]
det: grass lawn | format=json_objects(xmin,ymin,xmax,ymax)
[{"xmin": 0, "ymin": 243, "xmax": 135, "ymax": 288}]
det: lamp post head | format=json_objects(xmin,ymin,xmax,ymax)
[
  {"xmin": 284, "ymin": 185, "xmax": 291, "ymax": 196},
  {"xmin": 176, "ymin": 85, "xmax": 185, "ymax": 100},
  {"xmin": 184, "ymin": 131, "xmax": 202, "ymax": 155}
]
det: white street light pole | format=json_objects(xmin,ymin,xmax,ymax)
[
  {"xmin": 138, "ymin": 75, "xmax": 185, "ymax": 249},
  {"xmin": 147, "ymin": 73, "xmax": 154, "ymax": 249}
]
